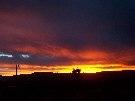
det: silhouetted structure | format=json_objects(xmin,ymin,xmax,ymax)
[
  {"xmin": 72, "ymin": 68, "xmax": 81, "ymax": 81},
  {"xmin": 16, "ymin": 65, "xmax": 19, "ymax": 86}
]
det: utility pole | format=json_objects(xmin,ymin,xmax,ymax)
[{"xmin": 16, "ymin": 65, "xmax": 19, "ymax": 87}]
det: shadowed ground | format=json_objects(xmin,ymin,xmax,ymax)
[{"xmin": 0, "ymin": 71, "xmax": 135, "ymax": 101}]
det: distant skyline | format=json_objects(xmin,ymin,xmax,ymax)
[{"xmin": 0, "ymin": 0, "xmax": 135, "ymax": 76}]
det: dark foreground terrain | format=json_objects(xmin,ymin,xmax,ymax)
[{"xmin": 0, "ymin": 71, "xmax": 135, "ymax": 101}]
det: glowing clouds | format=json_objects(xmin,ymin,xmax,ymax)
[
  {"xmin": 21, "ymin": 54, "xmax": 30, "ymax": 58},
  {"xmin": 0, "ymin": 0, "xmax": 135, "ymax": 76},
  {"xmin": 0, "ymin": 53, "xmax": 13, "ymax": 58}
]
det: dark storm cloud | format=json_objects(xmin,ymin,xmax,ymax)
[
  {"xmin": 0, "ymin": 52, "xmax": 71, "ymax": 66},
  {"xmin": 0, "ymin": 0, "xmax": 135, "ymax": 66},
  {"xmin": 0, "ymin": 51, "xmax": 96, "ymax": 66},
  {"xmin": 32, "ymin": 0, "xmax": 135, "ymax": 52}
]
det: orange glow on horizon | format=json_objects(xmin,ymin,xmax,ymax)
[{"xmin": 0, "ymin": 63, "xmax": 135, "ymax": 76}]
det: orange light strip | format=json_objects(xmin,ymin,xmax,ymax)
[{"xmin": 0, "ymin": 64, "xmax": 135, "ymax": 76}]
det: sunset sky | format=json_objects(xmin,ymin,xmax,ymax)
[{"xmin": 0, "ymin": 0, "xmax": 135, "ymax": 76}]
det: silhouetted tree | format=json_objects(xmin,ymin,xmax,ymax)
[{"xmin": 72, "ymin": 68, "xmax": 81, "ymax": 81}]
